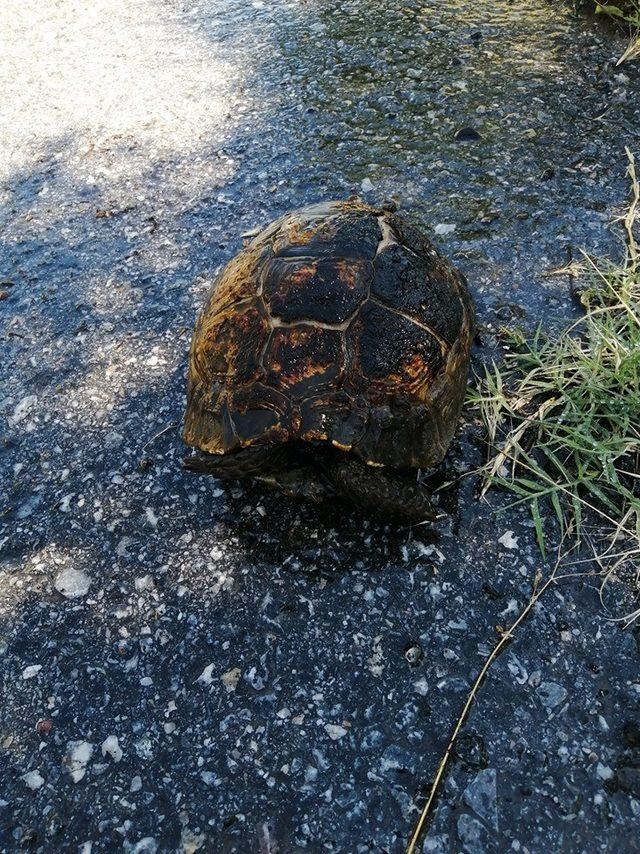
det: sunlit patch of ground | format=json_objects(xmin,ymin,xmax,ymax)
[{"xmin": 0, "ymin": 0, "xmax": 247, "ymax": 187}]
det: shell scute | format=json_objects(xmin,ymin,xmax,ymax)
[
  {"xmin": 372, "ymin": 242, "xmax": 463, "ymax": 346},
  {"xmin": 273, "ymin": 210, "xmax": 381, "ymax": 260},
  {"xmin": 264, "ymin": 326, "xmax": 344, "ymax": 396},
  {"xmin": 229, "ymin": 383, "xmax": 289, "ymax": 447},
  {"xmin": 347, "ymin": 301, "xmax": 444, "ymax": 404},
  {"xmin": 193, "ymin": 300, "xmax": 269, "ymax": 385},
  {"xmin": 262, "ymin": 257, "xmax": 371, "ymax": 324}
]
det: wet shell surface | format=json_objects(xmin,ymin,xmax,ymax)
[{"xmin": 185, "ymin": 201, "xmax": 474, "ymax": 469}]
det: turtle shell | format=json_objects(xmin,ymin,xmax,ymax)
[{"xmin": 184, "ymin": 201, "xmax": 474, "ymax": 469}]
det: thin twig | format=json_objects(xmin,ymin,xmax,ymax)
[{"xmin": 142, "ymin": 421, "xmax": 178, "ymax": 450}]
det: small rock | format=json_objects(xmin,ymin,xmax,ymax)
[
  {"xmin": 36, "ymin": 719, "xmax": 53, "ymax": 736},
  {"xmin": 135, "ymin": 574, "xmax": 155, "ymax": 592},
  {"xmin": 245, "ymin": 666, "xmax": 265, "ymax": 690},
  {"xmin": 404, "ymin": 644, "xmax": 423, "ymax": 666},
  {"xmin": 59, "ymin": 494, "xmax": 73, "ymax": 513},
  {"xmin": 380, "ymin": 744, "xmax": 418, "ymax": 776},
  {"xmin": 116, "ymin": 537, "xmax": 133, "ymax": 558},
  {"xmin": 22, "ymin": 664, "xmax": 42, "ymax": 679},
  {"xmin": 54, "ymin": 567, "xmax": 91, "ymax": 599},
  {"xmin": 145, "ymin": 508, "xmax": 158, "ymax": 528},
  {"xmin": 181, "ymin": 828, "xmax": 205, "ymax": 854},
  {"xmin": 360, "ymin": 177, "xmax": 374, "ymax": 193},
  {"xmin": 596, "ymin": 763, "xmax": 614, "ymax": 781},
  {"xmin": 65, "ymin": 740, "xmax": 94, "ymax": 783},
  {"xmin": 196, "ymin": 664, "xmax": 215, "ymax": 686},
  {"xmin": 11, "ymin": 395, "xmax": 37, "ymax": 424},
  {"xmin": 457, "ymin": 813, "xmax": 490, "ymax": 853},
  {"xmin": 434, "ymin": 223, "xmax": 456, "ymax": 236},
  {"xmin": 537, "ymin": 681, "xmax": 568, "ymax": 709},
  {"xmin": 324, "ymin": 724, "xmax": 348, "ymax": 740},
  {"xmin": 498, "ymin": 530, "xmax": 518, "ymax": 550},
  {"xmin": 131, "ymin": 839, "xmax": 158, "ymax": 854},
  {"xmin": 104, "ymin": 430, "xmax": 124, "ymax": 449},
  {"xmin": 413, "ymin": 676, "xmax": 430, "ymax": 696},
  {"xmin": 16, "ymin": 494, "xmax": 43, "ymax": 520},
  {"xmin": 463, "ymin": 768, "xmax": 498, "ymax": 829},
  {"xmin": 221, "ymin": 667, "xmax": 241, "ymax": 693},
  {"xmin": 130, "ymin": 775, "xmax": 143, "ymax": 792},
  {"xmin": 21, "ymin": 770, "xmax": 45, "ymax": 790},
  {"xmin": 101, "ymin": 735, "xmax": 123, "ymax": 762}
]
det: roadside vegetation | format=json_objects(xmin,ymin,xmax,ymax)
[
  {"xmin": 594, "ymin": 0, "xmax": 640, "ymax": 62},
  {"xmin": 469, "ymin": 149, "xmax": 640, "ymax": 621}
]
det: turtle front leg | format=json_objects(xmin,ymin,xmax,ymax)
[
  {"xmin": 184, "ymin": 444, "xmax": 290, "ymax": 479},
  {"xmin": 255, "ymin": 469, "xmax": 333, "ymax": 504},
  {"xmin": 327, "ymin": 457, "xmax": 438, "ymax": 523},
  {"xmin": 184, "ymin": 445, "xmax": 333, "ymax": 504}
]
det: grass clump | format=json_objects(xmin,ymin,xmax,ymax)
[{"xmin": 469, "ymin": 150, "xmax": 639, "ymax": 607}]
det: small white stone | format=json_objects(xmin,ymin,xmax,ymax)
[
  {"xmin": 131, "ymin": 838, "xmax": 157, "ymax": 854},
  {"xmin": 360, "ymin": 177, "xmax": 374, "ymax": 193},
  {"xmin": 413, "ymin": 677, "xmax": 430, "ymax": 696},
  {"xmin": 54, "ymin": 567, "xmax": 91, "ymax": 599},
  {"xmin": 597, "ymin": 763, "xmax": 614, "ymax": 781},
  {"xmin": 130, "ymin": 775, "xmax": 143, "ymax": 792},
  {"xmin": 145, "ymin": 508, "xmax": 158, "ymax": 528},
  {"xmin": 22, "ymin": 664, "xmax": 42, "ymax": 679},
  {"xmin": 59, "ymin": 494, "xmax": 74, "ymax": 513},
  {"xmin": 135, "ymin": 575, "xmax": 155, "ymax": 592},
  {"xmin": 196, "ymin": 663, "xmax": 215, "ymax": 686},
  {"xmin": 101, "ymin": 735, "xmax": 123, "ymax": 762},
  {"xmin": 221, "ymin": 667, "xmax": 241, "ymax": 692},
  {"xmin": 21, "ymin": 770, "xmax": 45, "ymax": 790},
  {"xmin": 66, "ymin": 740, "xmax": 93, "ymax": 783},
  {"xmin": 324, "ymin": 723, "xmax": 348, "ymax": 740},
  {"xmin": 11, "ymin": 395, "xmax": 37, "ymax": 424},
  {"xmin": 498, "ymin": 530, "xmax": 519, "ymax": 550},
  {"xmin": 434, "ymin": 223, "xmax": 456, "ymax": 235}
]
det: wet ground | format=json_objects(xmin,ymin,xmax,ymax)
[{"xmin": 1, "ymin": 0, "xmax": 640, "ymax": 851}]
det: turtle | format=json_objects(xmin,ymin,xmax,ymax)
[{"xmin": 184, "ymin": 200, "xmax": 474, "ymax": 521}]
